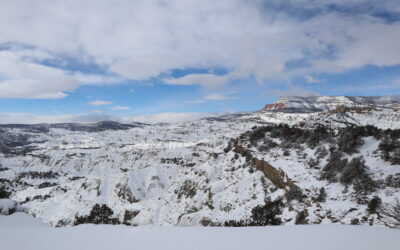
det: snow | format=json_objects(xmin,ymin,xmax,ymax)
[
  {"xmin": 1, "ymin": 213, "xmax": 399, "ymax": 250},
  {"xmin": 0, "ymin": 199, "xmax": 19, "ymax": 215},
  {"xmin": 0, "ymin": 212, "xmax": 47, "ymax": 227},
  {"xmin": 1, "ymin": 105, "xmax": 400, "ymax": 227}
]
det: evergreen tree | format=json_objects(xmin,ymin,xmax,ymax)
[
  {"xmin": 250, "ymin": 199, "xmax": 284, "ymax": 226},
  {"xmin": 295, "ymin": 210, "xmax": 307, "ymax": 225},
  {"xmin": 316, "ymin": 187, "xmax": 327, "ymax": 202},
  {"xmin": 379, "ymin": 135, "xmax": 396, "ymax": 161},
  {"xmin": 285, "ymin": 185, "xmax": 303, "ymax": 201},
  {"xmin": 367, "ymin": 196, "xmax": 382, "ymax": 214}
]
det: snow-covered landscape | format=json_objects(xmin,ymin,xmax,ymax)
[
  {"xmin": 2, "ymin": 0, "xmax": 400, "ymax": 248},
  {"xmin": 1, "ymin": 96, "xmax": 400, "ymax": 250}
]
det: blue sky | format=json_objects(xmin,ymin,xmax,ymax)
[{"xmin": 0, "ymin": 0, "xmax": 399, "ymax": 123}]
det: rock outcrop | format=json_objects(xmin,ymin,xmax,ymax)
[{"xmin": 234, "ymin": 145, "xmax": 293, "ymax": 189}]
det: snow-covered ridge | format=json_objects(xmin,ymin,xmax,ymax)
[{"xmin": 262, "ymin": 96, "xmax": 400, "ymax": 112}]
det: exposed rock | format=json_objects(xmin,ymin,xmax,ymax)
[
  {"xmin": 123, "ymin": 210, "xmax": 140, "ymax": 225},
  {"xmin": 234, "ymin": 145, "xmax": 293, "ymax": 189},
  {"xmin": 252, "ymin": 158, "xmax": 293, "ymax": 189}
]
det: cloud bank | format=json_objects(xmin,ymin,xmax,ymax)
[
  {"xmin": 0, "ymin": 112, "xmax": 219, "ymax": 124},
  {"xmin": 0, "ymin": 0, "xmax": 399, "ymax": 99}
]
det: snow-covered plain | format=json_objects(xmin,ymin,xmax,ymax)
[{"xmin": 1, "ymin": 213, "xmax": 399, "ymax": 250}]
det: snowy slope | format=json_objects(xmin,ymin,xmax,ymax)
[
  {"xmin": 255, "ymin": 106, "xmax": 400, "ymax": 130},
  {"xmin": 1, "ymin": 213, "xmax": 399, "ymax": 250}
]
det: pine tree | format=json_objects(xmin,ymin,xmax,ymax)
[
  {"xmin": 250, "ymin": 199, "xmax": 283, "ymax": 226},
  {"xmin": 316, "ymin": 187, "xmax": 327, "ymax": 202},
  {"xmin": 367, "ymin": 196, "xmax": 382, "ymax": 214}
]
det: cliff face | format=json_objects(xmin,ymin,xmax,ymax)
[
  {"xmin": 234, "ymin": 145, "xmax": 293, "ymax": 189},
  {"xmin": 262, "ymin": 96, "xmax": 400, "ymax": 113}
]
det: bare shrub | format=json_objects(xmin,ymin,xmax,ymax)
[{"xmin": 381, "ymin": 199, "xmax": 400, "ymax": 228}]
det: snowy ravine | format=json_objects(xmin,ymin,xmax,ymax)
[
  {"xmin": 1, "ymin": 97, "xmax": 400, "ymax": 227},
  {"xmin": 1, "ymin": 213, "xmax": 400, "ymax": 250}
]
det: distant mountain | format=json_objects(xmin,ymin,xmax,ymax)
[
  {"xmin": 0, "ymin": 121, "xmax": 147, "ymax": 133},
  {"xmin": 262, "ymin": 96, "xmax": 400, "ymax": 113}
]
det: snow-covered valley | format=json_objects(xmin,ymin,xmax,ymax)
[{"xmin": 1, "ymin": 97, "xmax": 400, "ymax": 231}]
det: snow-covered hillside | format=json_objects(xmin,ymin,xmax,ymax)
[{"xmin": 1, "ymin": 99, "xmax": 400, "ymax": 228}]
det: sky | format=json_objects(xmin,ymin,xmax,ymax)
[{"xmin": 0, "ymin": 0, "xmax": 400, "ymax": 124}]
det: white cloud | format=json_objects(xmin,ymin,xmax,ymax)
[
  {"xmin": 269, "ymin": 86, "xmax": 319, "ymax": 98},
  {"xmin": 112, "ymin": 105, "xmax": 130, "ymax": 111},
  {"xmin": 122, "ymin": 112, "xmax": 218, "ymax": 124},
  {"xmin": 0, "ymin": 50, "xmax": 80, "ymax": 98},
  {"xmin": 88, "ymin": 100, "xmax": 113, "ymax": 106},
  {"xmin": 343, "ymin": 80, "xmax": 400, "ymax": 92},
  {"xmin": 0, "ymin": 111, "xmax": 219, "ymax": 124},
  {"xmin": 204, "ymin": 93, "xmax": 233, "ymax": 101},
  {"xmin": 73, "ymin": 73, "xmax": 122, "ymax": 85},
  {"xmin": 307, "ymin": 17, "xmax": 400, "ymax": 74},
  {"xmin": 0, "ymin": 0, "xmax": 399, "ymax": 97},
  {"xmin": 186, "ymin": 92, "xmax": 236, "ymax": 103},
  {"xmin": 164, "ymin": 74, "xmax": 230, "ymax": 89},
  {"xmin": 186, "ymin": 99, "xmax": 206, "ymax": 104},
  {"xmin": 0, "ymin": 47, "xmax": 123, "ymax": 99},
  {"xmin": 0, "ymin": 112, "xmax": 115, "ymax": 124},
  {"xmin": 110, "ymin": 57, "xmax": 184, "ymax": 80},
  {"xmin": 305, "ymin": 75, "xmax": 321, "ymax": 84}
]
